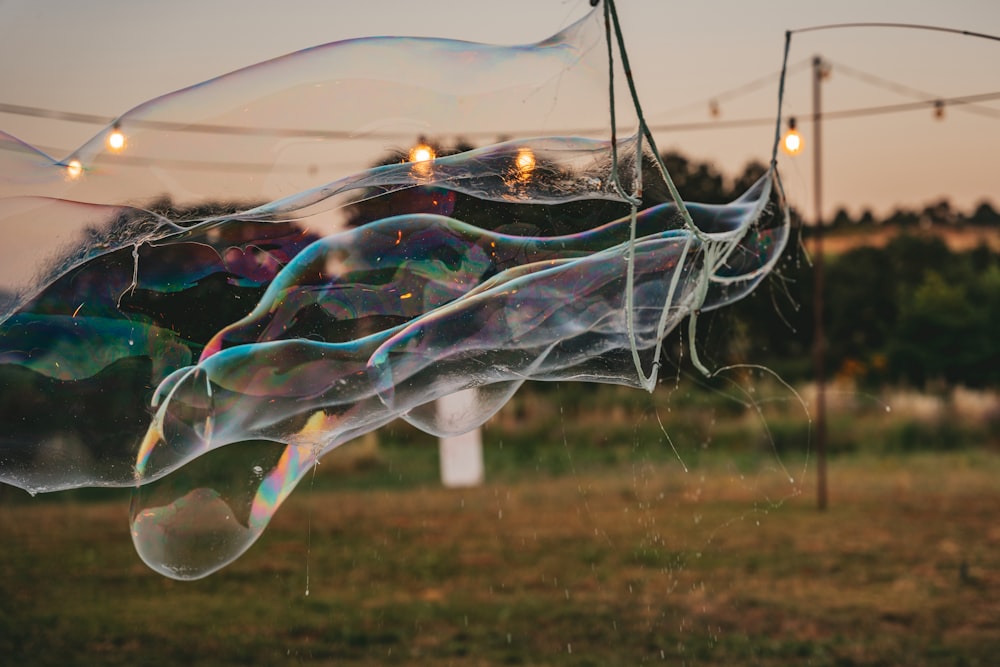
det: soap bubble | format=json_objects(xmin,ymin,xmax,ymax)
[{"xmin": 0, "ymin": 3, "xmax": 789, "ymax": 578}]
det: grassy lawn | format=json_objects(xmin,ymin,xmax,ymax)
[{"xmin": 2, "ymin": 447, "xmax": 998, "ymax": 666}]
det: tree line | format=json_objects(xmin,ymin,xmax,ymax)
[
  {"xmin": 661, "ymin": 151, "xmax": 1000, "ymax": 389},
  {"xmin": 3, "ymin": 147, "xmax": 995, "ymax": 390}
]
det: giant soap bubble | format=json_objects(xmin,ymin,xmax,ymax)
[{"xmin": 0, "ymin": 1, "xmax": 789, "ymax": 579}]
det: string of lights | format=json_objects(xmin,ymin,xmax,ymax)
[
  {"xmin": 3, "ymin": 86, "xmax": 997, "ymax": 144},
  {"xmin": 2, "ymin": 90, "xmax": 998, "ymax": 175},
  {"xmin": 652, "ymin": 89, "xmax": 1000, "ymax": 133},
  {"xmin": 3, "ymin": 50, "xmax": 997, "ymax": 144},
  {"xmin": 0, "ymin": 59, "xmax": 810, "ymax": 142},
  {"xmin": 779, "ymin": 90, "xmax": 1000, "ymax": 156},
  {"xmin": 650, "ymin": 57, "xmax": 812, "ymax": 119},
  {"xmin": 827, "ymin": 59, "xmax": 1000, "ymax": 120}
]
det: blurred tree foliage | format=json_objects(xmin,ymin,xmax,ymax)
[{"xmin": 660, "ymin": 152, "xmax": 1000, "ymax": 389}]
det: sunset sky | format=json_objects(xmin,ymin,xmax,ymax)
[{"xmin": 1, "ymin": 0, "xmax": 998, "ymax": 220}]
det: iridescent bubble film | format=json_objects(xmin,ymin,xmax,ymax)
[{"xmin": 0, "ymin": 3, "xmax": 789, "ymax": 579}]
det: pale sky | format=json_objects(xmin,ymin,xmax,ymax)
[{"xmin": 1, "ymin": 0, "xmax": 999, "ymax": 220}]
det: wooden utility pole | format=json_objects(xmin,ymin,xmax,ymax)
[{"xmin": 812, "ymin": 55, "xmax": 828, "ymax": 511}]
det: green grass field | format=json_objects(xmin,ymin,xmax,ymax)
[{"xmin": 2, "ymin": 445, "xmax": 998, "ymax": 666}]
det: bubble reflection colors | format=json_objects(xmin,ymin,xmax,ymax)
[
  {"xmin": 0, "ymin": 2, "xmax": 790, "ymax": 579},
  {"xmin": 0, "ymin": 8, "xmax": 616, "ymax": 208},
  {"xmin": 127, "ymin": 174, "xmax": 786, "ymax": 579}
]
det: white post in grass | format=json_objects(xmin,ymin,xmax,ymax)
[{"xmin": 437, "ymin": 388, "xmax": 484, "ymax": 487}]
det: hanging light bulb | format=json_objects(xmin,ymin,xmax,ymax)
[
  {"xmin": 709, "ymin": 99, "xmax": 720, "ymax": 118},
  {"xmin": 781, "ymin": 117, "xmax": 803, "ymax": 156},
  {"xmin": 106, "ymin": 123, "xmax": 126, "ymax": 153},
  {"xmin": 408, "ymin": 137, "xmax": 436, "ymax": 179},
  {"xmin": 408, "ymin": 138, "xmax": 435, "ymax": 164},
  {"xmin": 514, "ymin": 147, "xmax": 536, "ymax": 181},
  {"xmin": 933, "ymin": 99, "xmax": 945, "ymax": 120}
]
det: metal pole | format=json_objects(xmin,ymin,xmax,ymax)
[{"xmin": 812, "ymin": 55, "xmax": 828, "ymax": 511}]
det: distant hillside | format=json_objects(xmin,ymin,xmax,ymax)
[{"xmin": 811, "ymin": 225, "xmax": 1000, "ymax": 256}]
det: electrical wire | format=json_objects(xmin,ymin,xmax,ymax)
[
  {"xmin": 791, "ymin": 21, "xmax": 1000, "ymax": 43},
  {"xmin": 827, "ymin": 60, "xmax": 1000, "ymax": 120},
  {"xmin": 650, "ymin": 58, "xmax": 812, "ymax": 119}
]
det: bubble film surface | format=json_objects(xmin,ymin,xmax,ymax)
[{"xmin": 0, "ymin": 3, "xmax": 789, "ymax": 579}]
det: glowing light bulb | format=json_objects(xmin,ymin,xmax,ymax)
[
  {"xmin": 781, "ymin": 118, "xmax": 803, "ymax": 156},
  {"xmin": 107, "ymin": 125, "xmax": 126, "ymax": 152},
  {"xmin": 408, "ymin": 143, "xmax": 435, "ymax": 164},
  {"xmin": 65, "ymin": 159, "xmax": 83, "ymax": 180},
  {"xmin": 408, "ymin": 140, "xmax": 436, "ymax": 179},
  {"xmin": 783, "ymin": 131, "xmax": 802, "ymax": 154},
  {"xmin": 515, "ymin": 147, "xmax": 536, "ymax": 181}
]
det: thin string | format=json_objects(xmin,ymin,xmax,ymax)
[
  {"xmin": 606, "ymin": 0, "xmax": 698, "ymax": 235},
  {"xmin": 766, "ymin": 31, "xmax": 793, "ymax": 252},
  {"xmin": 604, "ymin": 0, "xmax": 662, "ymax": 390},
  {"xmin": 791, "ymin": 22, "xmax": 1000, "ymax": 43},
  {"xmin": 602, "ymin": 0, "xmax": 640, "ymax": 207},
  {"xmin": 770, "ymin": 32, "xmax": 792, "ymax": 169},
  {"xmin": 604, "ymin": 0, "xmax": 726, "ymax": 387},
  {"xmin": 603, "ymin": 0, "xmax": 648, "ymax": 390}
]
